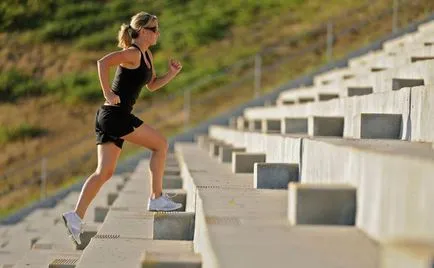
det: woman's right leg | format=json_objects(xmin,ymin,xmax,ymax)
[{"xmin": 74, "ymin": 142, "xmax": 121, "ymax": 219}]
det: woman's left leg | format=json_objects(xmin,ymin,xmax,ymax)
[{"xmin": 121, "ymin": 123, "xmax": 168, "ymax": 198}]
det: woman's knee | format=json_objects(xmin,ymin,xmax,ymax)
[
  {"xmin": 161, "ymin": 138, "xmax": 169, "ymax": 151},
  {"xmin": 153, "ymin": 137, "xmax": 168, "ymax": 152},
  {"xmin": 94, "ymin": 168, "xmax": 114, "ymax": 182}
]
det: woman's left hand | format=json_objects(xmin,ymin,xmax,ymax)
[{"xmin": 169, "ymin": 59, "xmax": 182, "ymax": 75}]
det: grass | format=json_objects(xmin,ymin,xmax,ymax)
[{"xmin": 0, "ymin": 124, "xmax": 47, "ymax": 145}]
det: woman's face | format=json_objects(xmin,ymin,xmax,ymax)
[{"xmin": 141, "ymin": 22, "xmax": 160, "ymax": 45}]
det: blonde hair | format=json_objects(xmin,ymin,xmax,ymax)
[{"xmin": 117, "ymin": 12, "xmax": 158, "ymax": 49}]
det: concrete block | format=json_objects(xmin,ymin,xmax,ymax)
[
  {"xmin": 358, "ymin": 113, "xmax": 402, "ymax": 139},
  {"xmin": 392, "ymin": 78, "xmax": 424, "ymax": 91},
  {"xmin": 232, "ymin": 153, "xmax": 266, "ymax": 173},
  {"xmin": 411, "ymin": 85, "xmax": 434, "ymax": 142},
  {"xmin": 254, "ymin": 163, "xmax": 299, "ymax": 189},
  {"xmin": 288, "ymin": 183, "xmax": 356, "ymax": 225},
  {"xmin": 165, "ymin": 166, "xmax": 181, "ymax": 176},
  {"xmin": 218, "ymin": 146, "xmax": 246, "ymax": 163},
  {"xmin": 371, "ymin": 67, "xmax": 387, "ymax": 72},
  {"xmin": 115, "ymin": 182, "xmax": 123, "ymax": 191},
  {"xmin": 196, "ymin": 135, "xmax": 210, "ymax": 150},
  {"xmin": 94, "ymin": 206, "xmax": 109, "ymax": 222},
  {"xmin": 318, "ymin": 93, "xmax": 339, "ymax": 101},
  {"xmin": 154, "ymin": 212, "xmax": 195, "ymax": 241},
  {"xmin": 381, "ymin": 242, "xmax": 434, "ymax": 268},
  {"xmin": 142, "ymin": 252, "xmax": 202, "ymax": 268},
  {"xmin": 298, "ymin": 97, "xmax": 315, "ymax": 103},
  {"xmin": 282, "ymin": 118, "xmax": 308, "ymax": 134},
  {"xmin": 248, "ymin": 120, "xmax": 262, "ymax": 132},
  {"xmin": 342, "ymin": 74, "xmax": 355, "ymax": 80},
  {"xmin": 163, "ymin": 175, "xmax": 183, "ymax": 189},
  {"xmin": 76, "ymin": 224, "xmax": 99, "ymax": 250},
  {"xmin": 411, "ymin": 56, "xmax": 434, "ymax": 63},
  {"xmin": 208, "ymin": 141, "xmax": 220, "ymax": 157},
  {"xmin": 308, "ymin": 116, "xmax": 344, "ymax": 137},
  {"xmin": 261, "ymin": 119, "xmax": 281, "ymax": 133},
  {"xmin": 281, "ymin": 100, "xmax": 295, "ymax": 105},
  {"xmin": 347, "ymin": 87, "xmax": 373, "ymax": 97},
  {"xmin": 107, "ymin": 192, "xmax": 118, "ymax": 206},
  {"xmin": 228, "ymin": 117, "xmax": 237, "ymax": 128},
  {"xmin": 236, "ymin": 116, "xmax": 249, "ymax": 130}
]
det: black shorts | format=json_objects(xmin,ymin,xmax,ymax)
[{"xmin": 95, "ymin": 105, "xmax": 143, "ymax": 149}]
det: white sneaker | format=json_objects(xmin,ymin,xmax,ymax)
[
  {"xmin": 147, "ymin": 193, "xmax": 183, "ymax": 211},
  {"xmin": 62, "ymin": 211, "xmax": 84, "ymax": 245}
]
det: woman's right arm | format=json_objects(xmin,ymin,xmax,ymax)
[{"xmin": 96, "ymin": 49, "xmax": 139, "ymax": 102}]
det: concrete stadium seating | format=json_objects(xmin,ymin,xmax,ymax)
[{"xmin": 2, "ymin": 17, "xmax": 434, "ymax": 268}]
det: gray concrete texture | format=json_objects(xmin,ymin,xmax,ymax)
[
  {"xmin": 218, "ymin": 146, "xmax": 245, "ymax": 163},
  {"xmin": 208, "ymin": 125, "xmax": 434, "ymax": 242},
  {"xmin": 176, "ymin": 143, "xmax": 379, "ymax": 268},
  {"xmin": 154, "ymin": 212, "xmax": 195, "ymax": 241},
  {"xmin": 142, "ymin": 251, "xmax": 202, "ymax": 268},
  {"xmin": 358, "ymin": 113, "xmax": 402, "ymax": 139},
  {"xmin": 243, "ymin": 86, "xmax": 413, "ymax": 141},
  {"xmin": 75, "ymin": 238, "xmax": 194, "ymax": 268},
  {"xmin": 236, "ymin": 116, "xmax": 249, "ymax": 131},
  {"xmin": 301, "ymin": 138, "xmax": 434, "ymax": 242},
  {"xmin": 261, "ymin": 119, "xmax": 281, "ymax": 133},
  {"xmin": 253, "ymin": 163, "xmax": 299, "ymax": 189},
  {"xmin": 381, "ymin": 241, "xmax": 434, "ymax": 268},
  {"xmin": 12, "ymin": 249, "xmax": 81, "ymax": 268},
  {"xmin": 288, "ymin": 183, "xmax": 356, "ymax": 225},
  {"xmin": 209, "ymin": 127, "xmax": 302, "ymax": 164},
  {"xmin": 248, "ymin": 120, "xmax": 262, "ymax": 132},
  {"xmin": 308, "ymin": 116, "xmax": 344, "ymax": 137},
  {"xmin": 232, "ymin": 153, "xmax": 266, "ymax": 173},
  {"xmin": 163, "ymin": 175, "xmax": 183, "ymax": 189},
  {"xmin": 282, "ymin": 117, "xmax": 308, "ymax": 134}
]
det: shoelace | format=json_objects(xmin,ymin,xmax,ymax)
[{"xmin": 163, "ymin": 193, "xmax": 178, "ymax": 199}]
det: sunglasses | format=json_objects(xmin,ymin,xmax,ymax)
[{"xmin": 143, "ymin": 27, "xmax": 159, "ymax": 33}]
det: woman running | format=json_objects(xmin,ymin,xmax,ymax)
[{"xmin": 62, "ymin": 11, "xmax": 183, "ymax": 245}]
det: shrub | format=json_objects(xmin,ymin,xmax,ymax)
[{"xmin": 0, "ymin": 124, "xmax": 47, "ymax": 145}]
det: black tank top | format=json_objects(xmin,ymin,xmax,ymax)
[{"xmin": 111, "ymin": 43, "xmax": 153, "ymax": 113}]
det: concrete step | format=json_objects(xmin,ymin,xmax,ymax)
[
  {"xmin": 207, "ymin": 126, "xmax": 434, "ymax": 241},
  {"xmin": 176, "ymin": 143, "xmax": 379, "ymax": 268},
  {"xmin": 32, "ymin": 222, "xmax": 79, "ymax": 251},
  {"xmin": 301, "ymin": 137, "xmax": 434, "ymax": 242},
  {"xmin": 142, "ymin": 251, "xmax": 202, "ymax": 267},
  {"xmin": 11, "ymin": 249, "xmax": 81, "ymax": 268},
  {"xmin": 0, "ymin": 250, "xmax": 27, "ymax": 268},
  {"xmin": 381, "ymin": 241, "xmax": 434, "ymax": 268},
  {"xmin": 75, "ymin": 237, "xmax": 195, "ymax": 268},
  {"xmin": 243, "ymin": 86, "xmax": 414, "ymax": 141},
  {"xmin": 98, "ymin": 206, "xmax": 193, "ymax": 240}
]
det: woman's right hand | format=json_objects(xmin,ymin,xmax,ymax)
[{"xmin": 104, "ymin": 89, "xmax": 121, "ymax": 105}]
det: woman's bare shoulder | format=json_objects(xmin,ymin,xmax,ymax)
[{"xmin": 99, "ymin": 47, "xmax": 141, "ymax": 67}]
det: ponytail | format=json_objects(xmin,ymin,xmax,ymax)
[{"xmin": 117, "ymin": 24, "xmax": 139, "ymax": 49}]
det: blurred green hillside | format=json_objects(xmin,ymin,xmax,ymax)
[{"xmin": 0, "ymin": 0, "xmax": 303, "ymax": 103}]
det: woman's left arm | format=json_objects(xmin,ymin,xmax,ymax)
[{"xmin": 146, "ymin": 50, "xmax": 182, "ymax": 92}]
